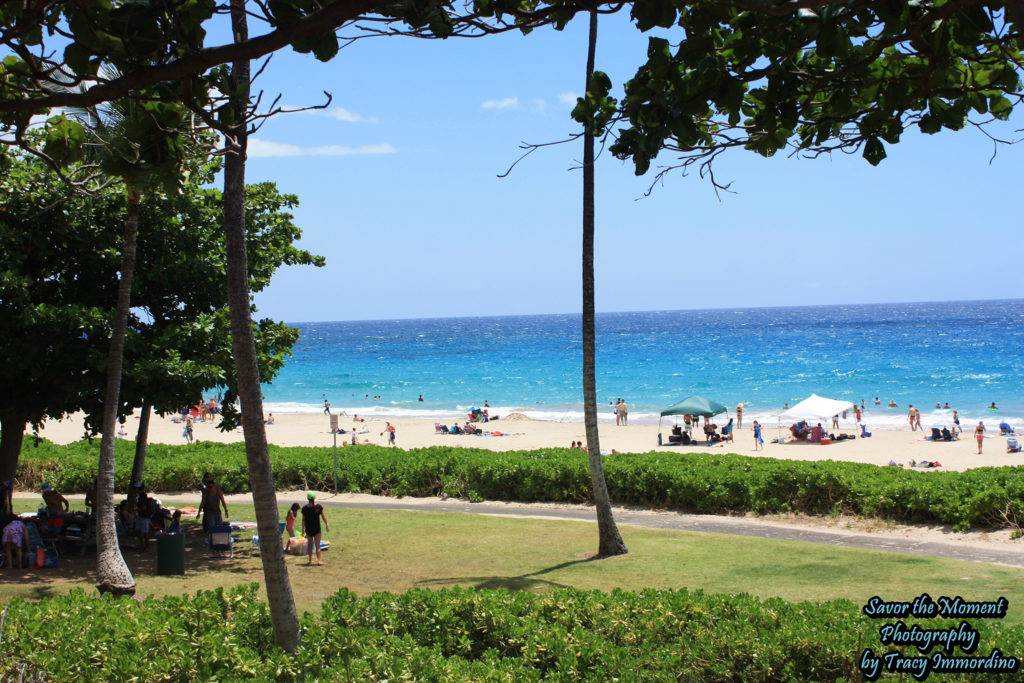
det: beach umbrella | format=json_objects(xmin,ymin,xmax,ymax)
[
  {"xmin": 660, "ymin": 395, "xmax": 728, "ymax": 418},
  {"xmin": 658, "ymin": 396, "xmax": 729, "ymax": 436}
]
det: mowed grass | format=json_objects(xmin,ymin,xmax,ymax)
[{"xmin": 4, "ymin": 499, "xmax": 1024, "ymax": 625}]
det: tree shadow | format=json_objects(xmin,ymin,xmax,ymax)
[
  {"xmin": 0, "ymin": 519, "xmax": 273, "ymax": 595},
  {"xmin": 415, "ymin": 554, "xmax": 602, "ymax": 591}
]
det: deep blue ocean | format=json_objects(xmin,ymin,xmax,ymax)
[{"xmin": 262, "ymin": 299, "xmax": 1024, "ymax": 429}]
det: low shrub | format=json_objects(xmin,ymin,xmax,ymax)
[
  {"xmin": 4, "ymin": 584, "xmax": 1021, "ymax": 681},
  {"xmin": 15, "ymin": 439, "xmax": 1024, "ymax": 531}
]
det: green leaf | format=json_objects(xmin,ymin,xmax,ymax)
[{"xmin": 862, "ymin": 137, "xmax": 887, "ymax": 166}]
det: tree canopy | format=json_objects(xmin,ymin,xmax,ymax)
[{"xmin": 0, "ymin": 152, "xmax": 323, "ymax": 477}]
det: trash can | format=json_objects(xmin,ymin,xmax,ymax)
[{"xmin": 156, "ymin": 533, "xmax": 185, "ymax": 575}]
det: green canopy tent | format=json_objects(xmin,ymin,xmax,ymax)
[{"xmin": 658, "ymin": 395, "xmax": 730, "ymax": 443}]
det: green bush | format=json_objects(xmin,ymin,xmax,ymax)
[
  {"xmin": 14, "ymin": 439, "xmax": 1024, "ymax": 531},
  {"xmin": 3, "ymin": 584, "xmax": 1023, "ymax": 681}
]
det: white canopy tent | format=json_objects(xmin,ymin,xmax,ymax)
[{"xmin": 779, "ymin": 394, "xmax": 856, "ymax": 422}]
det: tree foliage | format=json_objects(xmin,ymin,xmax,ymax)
[{"xmin": 0, "ymin": 152, "xmax": 322, "ymax": 473}]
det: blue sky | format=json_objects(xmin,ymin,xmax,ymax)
[{"xmin": 241, "ymin": 12, "xmax": 1024, "ymax": 323}]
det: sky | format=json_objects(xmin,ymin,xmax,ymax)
[{"xmin": 224, "ymin": 12, "xmax": 1024, "ymax": 323}]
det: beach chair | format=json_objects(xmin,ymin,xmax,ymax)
[
  {"xmin": 434, "ymin": 423, "xmax": 446, "ymax": 434},
  {"xmin": 24, "ymin": 520, "xmax": 59, "ymax": 560},
  {"xmin": 860, "ymin": 424, "xmax": 872, "ymax": 438},
  {"xmin": 999, "ymin": 422, "xmax": 1016, "ymax": 435},
  {"xmin": 930, "ymin": 427, "xmax": 942, "ymax": 441},
  {"xmin": 63, "ymin": 522, "xmax": 96, "ymax": 556},
  {"xmin": 207, "ymin": 524, "xmax": 234, "ymax": 559},
  {"xmin": 1007, "ymin": 438, "xmax": 1021, "ymax": 454}
]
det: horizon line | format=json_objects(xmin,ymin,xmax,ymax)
[{"xmin": 282, "ymin": 296, "xmax": 1024, "ymax": 326}]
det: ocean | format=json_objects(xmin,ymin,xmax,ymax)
[{"xmin": 261, "ymin": 299, "xmax": 1024, "ymax": 429}]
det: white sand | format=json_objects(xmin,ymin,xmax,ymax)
[{"xmin": 34, "ymin": 411, "xmax": 1018, "ymax": 472}]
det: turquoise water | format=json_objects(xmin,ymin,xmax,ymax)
[{"xmin": 262, "ymin": 299, "xmax": 1024, "ymax": 428}]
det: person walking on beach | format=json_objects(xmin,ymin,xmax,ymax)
[
  {"xmin": 907, "ymin": 405, "xmax": 916, "ymax": 431},
  {"xmin": 975, "ymin": 422, "xmax": 986, "ymax": 454},
  {"xmin": 383, "ymin": 422, "xmax": 396, "ymax": 446},
  {"xmin": 753, "ymin": 421, "xmax": 763, "ymax": 451},
  {"xmin": 301, "ymin": 491, "xmax": 329, "ymax": 566},
  {"xmin": 619, "ymin": 399, "xmax": 628, "ymax": 426},
  {"xmin": 323, "ymin": 398, "xmax": 331, "ymax": 415}
]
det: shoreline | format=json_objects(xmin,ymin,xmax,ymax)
[{"xmin": 33, "ymin": 410, "xmax": 1024, "ymax": 473}]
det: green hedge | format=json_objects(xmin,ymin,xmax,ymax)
[
  {"xmin": 4, "ymin": 584, "xmax": 1021, "ymax": 681},
  {"xmin": 14, "ymin": 439, "xmax": 1024, "ymax": 531}
]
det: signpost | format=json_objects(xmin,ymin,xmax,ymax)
[{"xmin": 329, "ymin": 414, "xmax": 339, "ymax": 493}]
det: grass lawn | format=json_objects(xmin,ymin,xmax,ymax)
[{"xmin": 4, "ymin": 499, "xmax": 1023, "ymax": 624}]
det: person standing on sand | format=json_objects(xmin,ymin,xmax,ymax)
[
  {"xmin": 914, "ymin": 407, "xmax": 922, "ymax": 432},
  {"xmin": 736, "ymin": 402, "xmax": 746, "ymax": 429},
  {"xmin": 620, "ymin": 399, "xmax": 628, "ymax": 426},
  {"xmin": 975, "ymin": 422, "xmax": 986, "ymax": 454},
  {"xmin": 908, "ymin": 405, "xmax": 916, "ymax": 431},
  {"xmin": 753, "ymin": 421, "xmax": 763, "ymax": 451},
  {"xmin": 614, "ymin": 399, "xmax": 621, "ymax": 426},
  {"xmin": 301, "ymin": 491, "xmax": 329, "ymax": 566}
]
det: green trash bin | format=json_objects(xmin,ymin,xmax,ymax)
[{"xmin": 156, "ymin": 532, "xmax": 185, "ymax": 575}]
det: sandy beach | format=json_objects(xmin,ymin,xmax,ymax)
[{"xmin": 33, "ymin": 410, "xmax": 1021, "ymax": 473}]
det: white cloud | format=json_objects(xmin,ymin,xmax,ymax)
[
  {"xmin": 248, "ymin": 139, "xmax": 397, "ymax": 158},
  {"xmin": 283, "ymin": 105, "xmax": 376, "ymax": 122},
  {"xmin": 559, "ymin": 92, "xmax": 579, "ymax": 106},
  {"xmin": 481, "ymin": 97, "xmax": 518, "ymax": 110},
  {"xmin": 323, "ymin": 107, "xmax": 375, "ymax": 123}
]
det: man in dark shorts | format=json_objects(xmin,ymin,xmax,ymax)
[{"xmin": 301, "ymin": 491, "xmax": 330, "ymax": 566}]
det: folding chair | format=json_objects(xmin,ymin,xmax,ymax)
[
  {"xmin": 24, "ymin": 520, "xmax": 59, "ymax": 559},
  {"xmin": 207, "ymin": 524, "xmax": 234, "ymax": 559},
  {"xmin": 64, "ymin": 523, "xmax": 96, "ymax": 556}
]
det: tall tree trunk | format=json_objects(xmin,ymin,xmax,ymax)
[
  {"xmin": 0, "ymin": 409, "xmax": 25, "ymax": 484},
  {"xmin": 0, "ymin": 408, "xmax": 25, "ymax": 516},
  {"xmin": 127, "ymin": 401, "xmax": 151, "ymax": 513},
  {"xmin": 582, "ymin": 11, "xmax": 627, "ymax": 558},
  {"xmin": 95, "ymin": 189, "xmax": 140, "ymax": 596},
  {"xmin": 225, "ymin": 0, "xmax": 300, "ymax": 651}
]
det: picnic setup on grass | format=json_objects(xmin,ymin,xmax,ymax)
[{"xmin": 0, "ymin": 481, "xmax": 289, "ymax": 574}]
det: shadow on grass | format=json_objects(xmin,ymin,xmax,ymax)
[
  {"xmin": 0, "ymin": 519, "xmax": 269, "ymax": 596},
  {"xmin": 416, "ymin": 555, "xmax": 602, "ymax": 591}
]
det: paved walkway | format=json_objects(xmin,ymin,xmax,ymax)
[{"xmin": 17, "ymin": 491, "xmax": 1024, "ymax": 568}]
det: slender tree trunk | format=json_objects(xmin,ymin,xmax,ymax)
[
  {"xmin": 582, "ymin": 10, "xmax": 627, "ymax": 558},
  {"xmin": 127, "ymin": 401, "xmax": 151, "ymax": 513},
  {"xmin": 95, "ymin": 190, "xmax": 140, "ymax": 596},
  {"xmin": 225, "ymin": 0, "xmax": 300, "ymax": 651},
  {"xmin": 0, "ymin": 409, "xmax": 25, "ymax": 516},
  {"xmin": 0, "ymin": 409, "xmax": 25, "ymax": 482}
]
